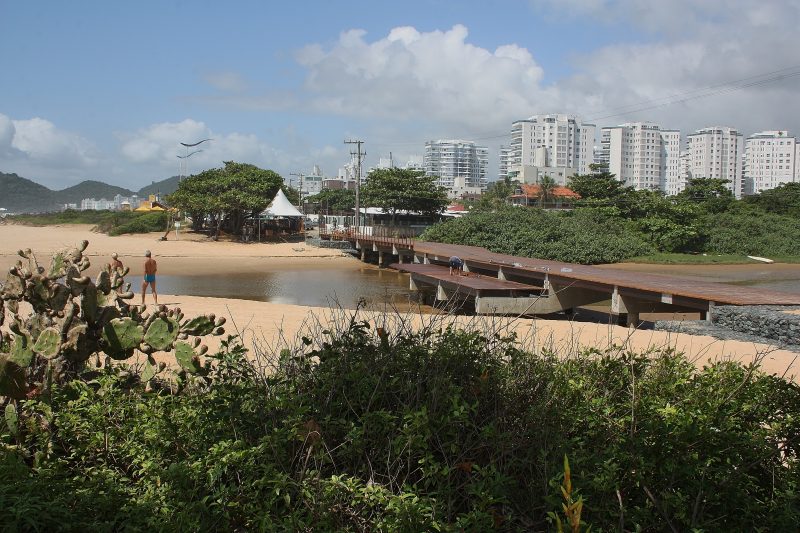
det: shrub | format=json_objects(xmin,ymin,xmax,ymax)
[
  {"xmin": 422, "ymin": 207, "xmax": 653, "ymax": 264},
  {"xmin": 2, "ymin": 318, "xmax": 797, "ymax": 531},
  {"xmin": 109, "ymin": 211, "xmax": 169, "ymax": 235}
]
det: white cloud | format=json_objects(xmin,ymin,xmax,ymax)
[
  {"xmin": 3, "ymin": 115, "xmax": 98, "ymax": 167},
  {"xmin": 293, "ymin": 24, "xmax": 548, "ymax": 132}
]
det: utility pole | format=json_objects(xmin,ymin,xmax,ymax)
[
  {"xmin": 290, "ymin": 172, "xmax": 304, "ymax": 213},
  {"xmin": 344, "ymin": 139, "xmax": 365, "ymax": 229}
]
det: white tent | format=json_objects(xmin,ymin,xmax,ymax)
[{"xmin": 260, "ymin": 188, "xmax": 303, "ymax": 217}]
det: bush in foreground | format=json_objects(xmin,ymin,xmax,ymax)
[{"xmin": 1, "ymin": 319, "xmax": 798, "ymax": 531}]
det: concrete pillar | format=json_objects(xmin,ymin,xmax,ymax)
[
  {"xmin": 497, "ymin": 267, "xmax": 506, "ymax": 280},
  {"xmin": 409, "ymin": 276, "xmax": 419, "ymax": 291},
  {"xmin": 436, "ymin": 282, "xmax": 449, "ymax": 301},
  {"xmin": 378, "ymin": 251, "xmax": 384, "ymax": 267},
  {"xmin": 360, "ymin": 248, "xmax": 366, "ymax": 261},
  {"xmin": 423, "ymin": 254, "xmax": 430, "ymax": 265}
]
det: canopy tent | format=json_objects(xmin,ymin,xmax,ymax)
[{"xmin": 259, "ymin": 188, "xmax": 303, "ymax": 218}]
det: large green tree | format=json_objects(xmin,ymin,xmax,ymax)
[
  {"xmin": 361, "ymin": 168, "xmax": 448, "ymax": 224},
  {"xmin": 167, "ymin": 161, "xmax": 283, "ymax": 238},
  {"xmin": 568, "ymin": 169, "xmax": 632, "ymax": 201},
  {"xmin": 676, "ymin": 177, "xmax": 735, "ymax": 214},
  {"xmin": 744, "ymin": 181, "xmax": 800, "ymax": 217},
  {"xmin": 306, "ymin": 188, "xmax": 356, "ymax": 214}
]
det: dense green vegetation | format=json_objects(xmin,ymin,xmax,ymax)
[
  {"xmin": 7, "ymin": 209, "xmax": 170, "ymax": 235},
  {"xmin": 306, "ymin": 188, "xmax": 357, "ymax": 213},
  {"xmin": 425, "ymin": 175, "xmax": 800, "ymax": 264},
  {"xmin": 423, "ymin": 207, "xmax": 653, "ymax": 264},
  {"xmin": 2, "ymin": 323, "xmax": 798, "ymax": 531}
]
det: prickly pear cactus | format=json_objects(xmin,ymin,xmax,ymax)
[
  {"xmin": 102, "ymin": 318, "xmax": 144, "ymax": 360},
  {"xmin": 0, "ymin": 241, "xmax": 227, "ymax": 398}
]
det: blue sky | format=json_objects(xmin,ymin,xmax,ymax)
[{"xmin": 1, "ymin": 0, "xmax": 799, "ymax": 189}]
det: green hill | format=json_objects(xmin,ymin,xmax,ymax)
[
  {"xmin": 0, "ymin": 172, "xmax": 61, "ymax": 213},
  {"xmin": 0, "ymin": 172, "xmax": 182, "ymax": 214},
  {"xmin": 137, "ymin": 175, "xmax": 181, "ymax": 197},
  {"xmin": 56, "ymin": 180, "xmax": 135, "ymax": 205}
]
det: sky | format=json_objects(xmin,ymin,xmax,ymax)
[{"xmin": 1, "ymin": 0, "xmax": 799, "ymax": 190}]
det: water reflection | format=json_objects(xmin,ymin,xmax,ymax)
[{"xmin": 128, "ymin": 267, "xmax": 422, "ymax": 308}]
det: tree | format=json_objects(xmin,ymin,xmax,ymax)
[
  {"xmin": 474, "ymin": 176, "xmax": 517, "ymax": 209},
  {"xmin": 361, "ymin": 168, "xmax": 448, "ymax": 225},
  {"xmin": 306, "ymin": 188, "xmax": 356, "ymax": 214},
  {"xmin": 568, "ymin": 170, "xmax": 631, "ymax": 201},
  {"xmin": 537, "ymin": 175, "xmax": 557, "ymax": 207},
  {"xmin": 282, "ymin": 185, "xmax": 301, "ymax": 206},
  {"xmin": 676, "ymin": 177, "xmax": 734, "ymax": 214},
  {"xmin": 167, "ymin": 161, "xmax": 283, "ymax": 239},
  {"xmin": 744, "ymin": 182, "xmax": 800, "ymax": 217}
]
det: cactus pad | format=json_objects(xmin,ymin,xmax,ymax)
[
  {"xmin": 181, "ymin": 315, "xmax": 216, "ymax": 336},
  {"xmin": 62, "ymin": 324, "xmax": 94, "ymax": 363},
  {"xmin": 174, "ymin": 341, "xmax": 202, "ymax": 374},
  {"xmin": 4, "ymin": 403, "xmax": 19, "ymax": 436},
  {"xmin": 48, "ymin": 251, "xmax": 68, "ymax": 279},
  {"xmin": 102, "ymin": 318, "xmax": 144, "ymax": 359},
  {"xmin": 33, "ymin": 327, "xmax": 61, "ymax": 359},
  {"xmin": 10, "ymin": 332, "xmax": 34, "ymax": 367},
  {"xmin": 144, "ymin": 317, "xmax": 180, "ymax": 351},
  {"xmin": 2, "ymin": 271, "xmax": 24, "ymax": 299}
]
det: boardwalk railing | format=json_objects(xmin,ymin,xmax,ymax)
[{"xmin": 319, "ymin": 225, "xmax": 416, "ymax": 250}]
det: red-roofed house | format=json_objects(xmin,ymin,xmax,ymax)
[{"xmin": 509, "ymin": 184, "xmax": 581, "ymax": 209}]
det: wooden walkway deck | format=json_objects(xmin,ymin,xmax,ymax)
[{"xmin": 322, "ymin": 229, "xmax": 800, "ymax": 319}]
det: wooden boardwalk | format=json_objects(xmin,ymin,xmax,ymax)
[{"xmin": 322, "ymin": 229, "xmax": 800, "ymax": 319}]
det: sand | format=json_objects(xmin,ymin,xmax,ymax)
[{"xmin": 1, "ymin": 223, "xmax": 798, "ymax": 381}]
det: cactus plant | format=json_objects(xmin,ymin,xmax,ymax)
[
  {"xmin": 4, "ymin": 403, "xmax": 18, "ymax": 436},
  {"xmin": 0, "ymin": 241, "xmax": 226, "ymax": 397}
]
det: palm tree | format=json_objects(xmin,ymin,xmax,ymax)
[{"xmin": 538, "ymin": 175, "xmax": 557, "ymax": 208}]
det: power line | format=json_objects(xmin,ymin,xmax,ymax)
[{"xmin": 369, "ymin": 64, "xmax": 800, "ymax": 148}]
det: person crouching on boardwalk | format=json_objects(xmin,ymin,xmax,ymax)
[
  {"xmin": 141, "ymin": 250, "xmax": 158, "ymax": 305},
  {"xmin": 449, "ymin": 256, "xmax": 464, "ymax": 276}
]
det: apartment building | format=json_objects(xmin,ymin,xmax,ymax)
[
  {"xmin": 743, "ymin": 130, "xmax": 800, "ymax": 194},
  {"xmin": 423, "ymin": 139, "xmax": 488, "ymax": 189},
  {"xmin": 679, "ymin": 127, "xmax": 744, "ymax": 198},
  {"xmin": 600, "ymin": 122, "xmax": 681, "ymax": 192},
  {"xmin": 508, "ymin": 114, "xmax": 595, "ymax": 182}
]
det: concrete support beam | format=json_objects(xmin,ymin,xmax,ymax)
[
  {"xmin": 378, "ymin": 251, "xmax": 384, "ymax": 267},
  {"xmin": 409, "ymin": 276, "xmax": 419, "ymax": 291},
  {"xmin": 476, "ymin": 285, "xmax": 607, "ymax": 315},
  {"xmin": 436, "ymin": 282, "xmax": 450, "ymax": 301},
  {"xmin": 611, "ymin": 286, "xmax": 641, "ymax": 327},
  {"xmin": 373, "ymin": 243, "xmax": 379, "ymax": 252},
  {"xmin": 462, "ymin": 262, "xmax": 471, "ymax": 273},
  {"xmin": 423, "ymin": 254, "xmax": 430, "ymax": 265},
  {"xmin": 360, "ymin": 248, "xmax": 366, "ymax": 262},
  {"xmin": 497, "ymin": 267, "xmax": 506, "ymax": 280},
  {"xmin": 355, "ymin": 240, "xmax": 361, "ymax": 250}
]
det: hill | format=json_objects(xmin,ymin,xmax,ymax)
[
  {"xmin": 0, "ymin": 172, "xmax": 181, "ymax": 214},
  {"xmin": 137, "ymin": 175, "xmax": 180, "ymax": 197},
  {"xmin": 56, "ymin": 180, "xmax": 135, "ymax": 205},
  {"xmin": 0, "ymin": 172, "xmax": 61, "ymax": 213}
]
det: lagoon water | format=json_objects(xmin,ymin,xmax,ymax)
[{"xmin": 128, "ymin": 261, "xmax": 800, "ymax": 309}]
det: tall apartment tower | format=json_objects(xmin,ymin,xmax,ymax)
[
  {"xmin": 498, "ymin": 145, "xmax": 512, "ymax": 180},
  {"xmin": 679, "ymin": 127, "xmax": 744, "ymax": 198},
  {"xmin": 743, "ymin": 130, "xmax": 800, "ymax": 194},
  {"xmin": 423, "ymin": 139, "xmax": 488, "ymax": 189},
  {"xmin": 600, "ymin": 122, "xmax": 681, "ymax": 191},
  {"xmin": 509, "ymin": 114, "xmax": 595, "ymax": 177}
]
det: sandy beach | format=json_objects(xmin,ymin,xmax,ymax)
[{"xmin": 1, "ymin": 223, "xmax": 798, "ymax": 381}]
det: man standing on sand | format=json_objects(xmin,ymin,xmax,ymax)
[{"xmin": 141, "ymin": 250, "xmax": 158, "ymax": 305}]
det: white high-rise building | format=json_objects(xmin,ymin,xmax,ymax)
[
  {"xmin": 423, "ymin": 139, "xmax": 488, "ymax": 189},
  {"xmin": 498, "ymin": 145, "xmax": 511, "ymax": 180},
  {"xmin": 508, "ymin": 114, "xmax": 596, "ymax": 179},
  {"xmin": 743, "ymin": 130, "xmax": 800, "ymax": 194},
  {"xmin": 600, "ymin": 122, "xmax": 681, "ymax": 191},
  {"xmin": 678, "ymin": 127, "xmax": 744, "ymax": 198}
]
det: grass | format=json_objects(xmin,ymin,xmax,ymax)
[{"xmin": 624, "ymin": 252, "xmax": 800, "ymax": 265}]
